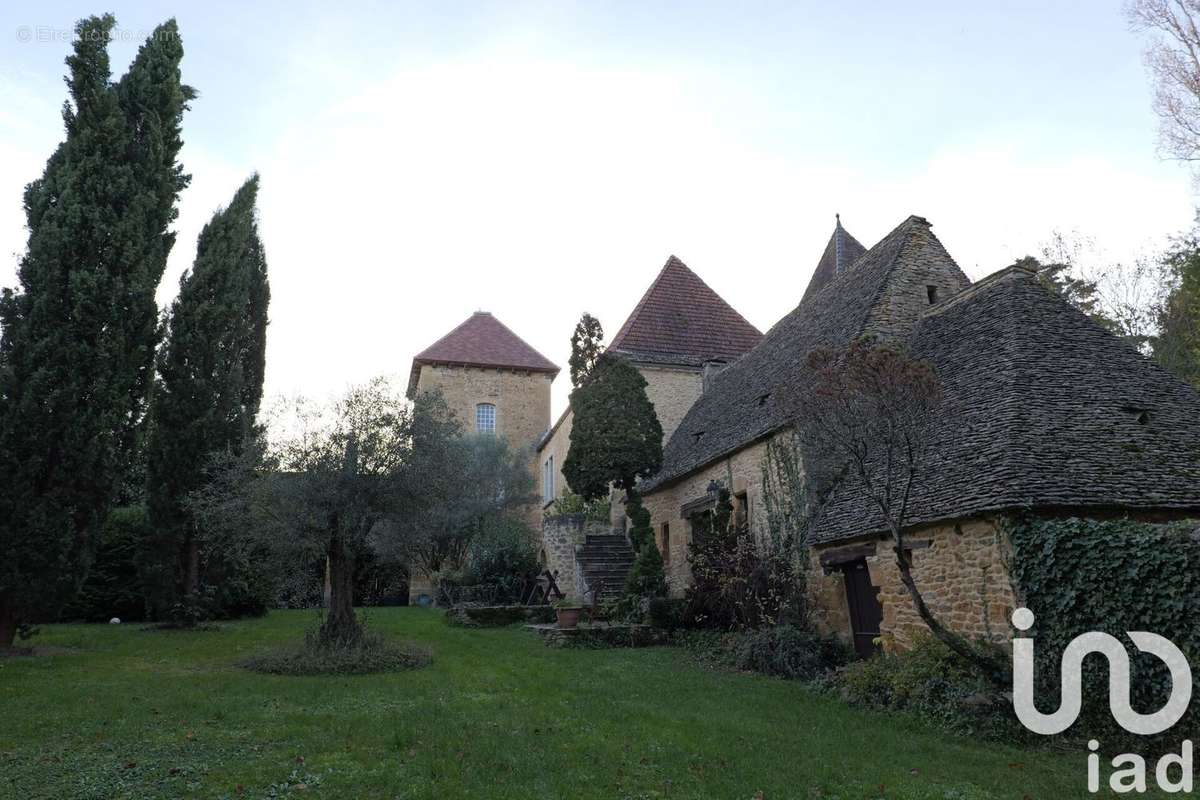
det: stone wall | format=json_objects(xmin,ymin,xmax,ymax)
[
  {"xmin": 537, "ymin": 409, "xmax": 572, "ymax": 510},
  {"xmin": 636, "ymin": 364, "xmax": 704, "ymax": 446},
  {"xmin": 540, "ymin": 514, "xmax": 610, "ymax": 599},
  {"xmin": 809, "ymin": 516, "xmax": 1016, "ymax": 651},
  {"xmin": 640, "ymin": 438, "xmax": 772, "ymax": 596}
]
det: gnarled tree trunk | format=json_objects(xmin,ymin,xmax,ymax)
[{"xmin": 318, "ymin": 525, "xmax": 361, "ymax": 647}]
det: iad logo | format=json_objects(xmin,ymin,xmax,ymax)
[{"xmin": 1011, "ymin": 608, "xmax": 1194, "ymax": 793}]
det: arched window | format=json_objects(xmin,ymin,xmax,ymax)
[{"xmin": 475, "ymin": 403, "xmax": 496, "ymax": 433}]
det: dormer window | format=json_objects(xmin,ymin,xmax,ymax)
[
  {"xmin": 1121, "ymin": 405, "xmax": 1150, "ymax": 425},
  {"xmin": 476, "ymin": 403, "xmax": 496, "ymax": 433},
  {"xmin": 926, "ymin": 285, "xmax": 939, "ymax": 304}
]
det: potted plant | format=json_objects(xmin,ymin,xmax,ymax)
[{"xmin": 554, "ymin": 596, "xmax": 584, "ymax": 629}]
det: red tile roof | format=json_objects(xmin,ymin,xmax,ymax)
[
  {"xmin": 608, "ymin": 256, "xmax": 762, "ymax": 367},
  {"xmin": 407, "ymin": 312, "xmax": 559, "ymax": 398}
]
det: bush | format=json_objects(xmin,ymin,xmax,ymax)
[
  {"xmin": 546, "ymin": 493, "xmax": 610, "ymax": 523},
  {"xmin": 685, "ymin": 488, "xmax": 802, "ymax": 630},
  {"xmin": 647, "ymin": 597, "xmax": 688, "ymax": 631},
  {"xmin": 457, "ymin": 517, "xmax": 539, "ymax": 605},
  {"xmin": 831, "ymin": 634, "xmax": 1019, "ymax": 740},
  {"xmin": 732, "ymin": 626, "xmax": 853, "ymax": 680},
  {"xmin": 611, "ymin": 539, "xmax": 668, "ymax": 622},
  {"xmin": 242, "ymin": 629, "xmax": 431, "ymax": 676},
  {"xmin": 61, "ymin": 506, "xmax": 150, "ymax": 623},
  {"xmin": 676, "ymin": 625, "xmax": 850, "ymax": 682}
]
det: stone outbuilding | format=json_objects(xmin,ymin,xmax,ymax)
[{"xmin": 639, "ymin": 214, "xmax": 1200, "ymax": 655}]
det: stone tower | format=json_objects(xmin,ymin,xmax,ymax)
[
  {"xmin": 406, "ymin": 312, "xmax": 559, "ymax": 604},
  {"xmin": 407, "ymin": 310, "xmax": 559, "ymax": 471}
]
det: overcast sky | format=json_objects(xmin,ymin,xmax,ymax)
[{"xmin": 1, "ymin": 1, "xmax": 1194, "ymax": 417}]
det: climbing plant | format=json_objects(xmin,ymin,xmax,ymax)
[{"xmin": 1006, "ymin": 515, "xmax": 1200, "ymax": 745}]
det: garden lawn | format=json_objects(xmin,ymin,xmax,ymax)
[{"xmin": 2, "ymin": 608, "xmax": 1088, "ymax": 799}]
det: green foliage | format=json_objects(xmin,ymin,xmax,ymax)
[
  {"xmin": 0, "ymin": 16, "xmax": 191, "ymax": 642},
  {"xmin": 1007, "ymin": 515, "xmax": 1200, "ymax": 745},
  {"xmin": 1153, "ymin": 233, "xmax": 1200, "ymax": 387},
  {"xmin": 647, "ymin": 597, "xmax": 689, "ymax": 631},
  {"xmin": 676, "ymin": 626, "xmax": 850, "ymax": 681},
  {"xmin": 545, "ymin": 492, "xmax": 610, "ymax": 523},
  {"xmin": 457, "ymin": 516, "xmax": 539, "ymax": 605},
  {"xmin": 568, "ymin": 312, "xmax": 605, "ymax": 388},
  {"xmin": 831, "ymin": 634, "xmax": 1018, "ymax": 740},
  {"xmin": 59, "ymin": 506, "xmax": 151, "ymax": 623},
  {"xmin": 143, "ymin": 175, "xmax": 270, "ymax": 620},
  {"xmin": 444, "ymin": 605, "xmax": 555, "ymax": 627},
  {"xmin": 241, "ymin": 628, "xmax": 431, "ymax": 676},
  {"xmin": 685, "ymin": 488, "xmax": 802, "ymax": 630},
  {"xmin": 563, "ymin": 353, "xmax": 663, "ymax": 500},
  {"xmin": 625, "ymin": 493, "xmax": 653, "ymax": 549}
]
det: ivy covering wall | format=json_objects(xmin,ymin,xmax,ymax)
[{"xmin": 1006, "ymin": 515, "xmax": 1200, "ymax": 743}]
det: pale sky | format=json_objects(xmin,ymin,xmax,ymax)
[{"xmin": 1, "ymin": 1, "xmax": 1195, "ymax": 418}]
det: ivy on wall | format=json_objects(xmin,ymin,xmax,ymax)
[{"xmin": 1006, "ymin": 515, "xmax": 1200, "ymax": 744}]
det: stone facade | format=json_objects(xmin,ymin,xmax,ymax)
[
  {"xmin": 640, "ymin": 437, "xmax": 771, "ymax": 595},
  {"xmin": 640, "ymin": 432, "xmax": 1018, "ymax": 649},
  {"xmin": 808, "ymin": 516, "xmax": 1016, "ymax": 651},
  {"xmin": 637, "ymin": 365, "xmax": 704, "ymax": 446},
  {"xmin": 537, "ymin": 409, "xmax": 572, "ymax": 510}
]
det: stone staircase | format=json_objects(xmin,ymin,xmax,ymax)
[{"xmin": 576, "ymin": 532, "xmax": 636, "ymax": 605}]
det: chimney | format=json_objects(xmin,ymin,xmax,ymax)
[{"xmin": 702, "ymin": 359, "xmax": 728, "ymax": 393}]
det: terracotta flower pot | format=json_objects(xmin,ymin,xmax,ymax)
[{"xmin": 556, "ymin": 607, "xmax": 582, "ymax": 629}]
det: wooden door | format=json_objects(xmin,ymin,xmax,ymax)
[{"xmin": 842, "ymin": 559, "xmax": 882, "ymax": 658}]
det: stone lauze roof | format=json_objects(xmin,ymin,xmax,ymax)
[
  {"xmin": 608, "ymin": 255, "xmax": 763, "ymax": 367},
  {"xmin": 645, "ymin": 214, "xmax": 1200, "ymax": 542},
  {"xmin": 813, "ymin": 265, "xmax": 1200, "ymax": 542},
  {"xmin": 407, "ymin": 311, "xmax": 559, "ymax": 397}
]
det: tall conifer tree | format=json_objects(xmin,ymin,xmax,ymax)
[
  {"xmin": 144, "ymin": 176, "xmax": 270, "ymax": 617},
  {"xmin": 0, "ymin": 16, "xmax": 190, "ymax": 646}
]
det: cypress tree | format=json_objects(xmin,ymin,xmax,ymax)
[
  {"xmin": 144, "ymin": 175, "xmax": 270, "ymax": 619},
  {"xmin": 562, "ymin": 352, "xmax": 663, "ymax": 500},
  {"xmin": 0, "ymin": 16, "xmax": 190, "ymax": 646}
]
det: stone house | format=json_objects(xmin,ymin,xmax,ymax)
[{"xmin": 638, "ymin": 214, "xmax": 1200, "ymax": 655}]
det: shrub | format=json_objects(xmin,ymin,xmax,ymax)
[
  {"xmin": 831, "ymin": 634, "xmax": 1019, "ymax": 740},
  {"xmin": 676, "ymin": 626, "xmax": 850, "ymax": 682},
  {"xmin": 731, "ymin": 626, "xmax": 853, "ymax": 681},
  {"xmin": 546, "ymin": 493, "xmax": 610, "ymax": 523},
  {"xmin": 451, "ymin": 517, "xmax": 539, "ymax": 605},
  {"xmin": 242, "ymin": 629, "xmax": 431, "ymax": 676},
  {"xmin": 611, "ymin": 539, "xmax": 667, "ymax": 622},
  {"xmin": 647, "ymin": 597, "xmax": 688, "ymax": 631},
  {"xmin": 686, "ymin": 488, "xmax": 802, "ymax": 630}
]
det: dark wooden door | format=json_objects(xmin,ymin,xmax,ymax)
[{"xmin": 842, "ymin": 560, "xmax": 882, "ymax": 658}]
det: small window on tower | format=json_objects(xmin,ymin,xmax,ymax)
[
  {"xmin": 926, "ymin": 285, "xmax": 939, "ymax": 304},
  {"xmin": 476, "ymin": 403, "xmax": 496, "ymax": 433}
]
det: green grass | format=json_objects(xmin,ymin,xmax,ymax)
[{"xmin": 0, "ymin": 608, "xmax": 1090, "ymax": 799}]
